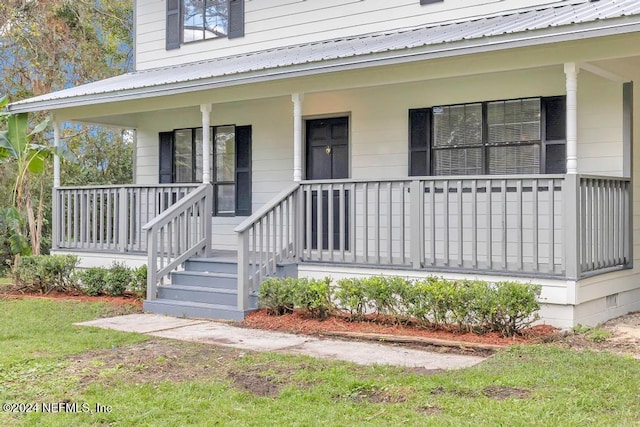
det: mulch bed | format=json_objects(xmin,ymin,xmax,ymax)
[
  {"xmin": 1, "ymin": 288, "xmax": 143, "ymax": 308},
  {"xmin": 242, "ymin": 309, "xmax": 558, "ymax": 347}
]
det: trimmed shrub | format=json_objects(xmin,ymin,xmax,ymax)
[
  {"xmin": 78, "ymin": 267, "xmax": 108, "ymax": 296},
  {"xmin": 293, "ymin": 277, "xmax": 333, "ymax": 319},
  {"xmin": 335, "ymin": 277, "xmax": 369, "ymax": 320},
  {"xmin": 258, "ymin": 277, "xmax": 297, "ymax": 315},
  {"xmin": 105, "ymin": 262, "xmax": 133, "ymax": 296},
  {"xmin": 131, "ymin": 265, "xmax": 148, "ymax": 298},
  {"xmin": 12, "ymin": 255, "xmax": 79, "ymax": 293},
  {"xmin": 490, "ymin": 281, "xmax": 541, "ymax": 336}
]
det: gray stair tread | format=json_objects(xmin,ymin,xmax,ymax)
[
  {"xmin": 145, "ymin": 299, "xmax": 238, "ymax": 311},
  {"xmin": 188, "ymin": 258, "xmax": 237, "ymax": 264},
  {"xmin": 159, "ymin": 284, "xmax": 237, "ymax": 295},
  {"xmin": 173, "ymin": 270, "xmax": 237, "ymax": 278}
]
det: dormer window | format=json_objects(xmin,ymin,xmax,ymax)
[{"xmin": 167, "ymin": 0, "xmax": 244, "ymax": 50}]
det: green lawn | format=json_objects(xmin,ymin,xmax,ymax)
[{"xmin": 1, "ymin": 298, "xmax": 639, "ymax": 426}]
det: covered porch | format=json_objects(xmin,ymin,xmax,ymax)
[{"xmin": 11, "ymin": 24, "xmax": 640, "ymax": 326}]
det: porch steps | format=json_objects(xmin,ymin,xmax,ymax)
[{"xmin": 143, "ymin": 256, "xmax": 258, "ymax": 321}]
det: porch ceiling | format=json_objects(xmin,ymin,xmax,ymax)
[{"xmin": 8, "ymin": 0, "xmax": 640, "ymax": 120}]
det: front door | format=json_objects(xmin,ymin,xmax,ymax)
[
  {"xmin": 305, "ymin": 117, "xmax": 349, "ymax": 250},
  {"xmin": 306, "ymin": 117, "xmax": 349, "ymax": 180}
]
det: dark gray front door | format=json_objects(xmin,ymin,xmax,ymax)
[
  {"xmin": 305, "ymin": 117, "xmax": 349, "ymax": 250},
  {"xmin": 306, "ymin": 117, "xmax": 349, "ymax": 180}
]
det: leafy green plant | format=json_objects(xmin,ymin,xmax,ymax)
[
  {"xmin": 105, "ymin": 262, "xmax": 133, "ymax": 296},
  {"xmin": 78, "ymin": 267, "xmax": 108, "ymax": 296},
  {"xmin": 258, "ymin": 277, "xmax": 297, "ymax": 315},
  {"xmin": 334, "ymin": 277, "xmax": 369, "ymax": 320},
  {"xmin": 489, "ymin": 281, "xmax": 541, "ymax": 336},
  {"xmin": 131, "ymin": 264, "xmax": 147, "ymax": 298},
  {"xmin": 587, "ymin": 328, "xmax": 612, "ymax": 343},
  {"xmin": 11, "ymin": 254, "xmax": 79, "ymax": 293},
  {"xmin": 293, "ymin": 277, "xmax": 333, "ymax": 319}
]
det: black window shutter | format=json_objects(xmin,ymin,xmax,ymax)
[
  {"xmin": 542, "ymin": 96, "xmax": 567, "ymax": 174},
  {"xmin": 235, "ymin": 125, "xmax": 252, "ymax": 215},
  {"xmin": 159, "ymin": 132, "xmax": 174, "ymax": 183},
  {"xmin": 166, "ymin": 0, "xmax": 181, "ymax": 50},
  {"xmin": 408, "ymin": 108, "xmax": 431, "ymax": 176},
  {"xmin": 228, "ymin": 0, "xmax": 245, "ymax": 39},
  {"xmin": 543, "ymin": 96, "xmax": 566, "ymax": 141}
]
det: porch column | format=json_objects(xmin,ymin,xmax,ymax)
[
  {"xmin": 292, "ymin": 93, "xmax": 304, "ymax": 182},
  {"xmin": 53, "ymin": 120, "xmax": 61, "ymax": 188},
  {"xmin": 52, "ymin": 120, "xmax": 61, "ymax": 250},
  {"xmin": 564, "ymin": 63, "xmax": 579, "ymax": 174},
  {"xmin": 201, "ymin": 104, "xmax": 212, "ymax": 183}
]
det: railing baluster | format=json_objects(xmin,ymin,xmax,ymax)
[
  {"xmin": 429, "ymin": 180, "xmax": 436, "ymax": 267},
  {"xmin": 471, "ymin": 180, "xmax": 477, "ymax": 269},
  {"xmin": 328, "ymin": 183, "xmax": 334, "ymax": 260},
  {"xmin": 457, "ymin": 180, "xmax": 463, "ymax": 268},
  {"xmin": 350, "ymin": 183, "xmax": 356, "ymax": 263},
  {"xmin": 532, "ymin": 180, "xmax": 539, "ymax": 272},
  {"xmin": 374, "ymin": 182, "xmax": 380, "ymax": 265},
  {"xmin": 400, "ymin": 182, "xmax": 406, "ymax": 266},
  {"xmin": 387, "ymin": 182, "xmax": 393, "ymax": 265},
  {"xmin": 305, "ymin": 188, "xmax": 312, "ymax": 260},
  {"xmin": 443, "ymin": 180, "xmax": 449, "ymax": 267},
  {"xmin": 363, "ymin": 182, "xmax": 369, "ymax": 263},
  {"xmin": 486, "ymin": 179, "xmax": 492, "ymax": 270},
  {"xmin": 339, "ymin": 184, "xmax": 346, "ymax": 261},
  {"xmin": 548, "ymin": 179, "xmax": 555, "ymax": 274},
  {"xmin": 501, "ymin": 180, "xmax": 507, "ymax": 271},
  {"xmin": 516, "ymin": 180, "xmax": 523, "ymax": 272}
]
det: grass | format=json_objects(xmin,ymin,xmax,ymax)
[{"xmin": 1, "ymin": 298, "xmax": 640, "ymax": 426}]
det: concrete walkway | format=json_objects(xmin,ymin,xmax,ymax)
[{"xmin": 76, "ymin": 314, "xmax": 486, "ymax": 370}]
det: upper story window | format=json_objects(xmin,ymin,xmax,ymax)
[
  {"xmin": 183, "ymin": 0, "xmax": 229, "ymax": 42},
  {"xmin": 167, "ymin": 0, "xmax": 244, "ymax": 50}
]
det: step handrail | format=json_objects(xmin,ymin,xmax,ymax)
[
  {"xmin": 235, "ymin": 183, "xmax": 301, "ymax": 311},
  {"xmin": 143, "ymin": 183, "xmax": 213, "ymax": 301}
]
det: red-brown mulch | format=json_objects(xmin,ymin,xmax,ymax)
[
  {"xmin": 242, "ymin": 309, "xmax": 558, "ymax": 347},
  {"xmin": 2, "ymin": 289, "xmax": 143, "ymax": 308}
]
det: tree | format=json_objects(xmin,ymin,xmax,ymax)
[
  {"xmin": 0, "ymin": 95, "xmax": 54, "ymax": 255},
  {"xmin": 0, "ymin": 1, "xmax": 134, "ymax": 263}
]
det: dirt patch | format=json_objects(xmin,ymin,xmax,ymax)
[
  {"xmin": 554, "ymin": 311, "xmax": 640, "ymax": 359},
  {"xmin": 339, "ymin": 385, "xmax": 411, "ymax": 404},
  {"xmin": 482, "ymin": 386, "xmax": 530, "ymax": 400},
  {"xmin": 65, "ymin": 339, "xmax": 240, "ymax": 387},
  {"xmin": 241, "ymin": 309, "xmax": 558, "ymax": 348},
  {"xmin": 228, "ymin": 371, "xmax": 282, "ymax": 398}
]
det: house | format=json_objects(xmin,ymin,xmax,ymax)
[{"xmin": 8, "ymin": 0, "xmax": 640, "ymax": 328}]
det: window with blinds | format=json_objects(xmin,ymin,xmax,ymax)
[{"xmin": 409, "ymin": 96, "xmax": 565, "ymax": 177}]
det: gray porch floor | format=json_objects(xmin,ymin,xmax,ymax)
[{"xmin": 76, "ymin": 314, "xmax": 485, "ymax": 369}]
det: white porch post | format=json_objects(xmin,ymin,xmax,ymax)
[
  {"xmin": 292, "ymin": 93, "xmax": 304, "ymax": 182},
  {"xmin": 200, "ymin": 103, "xmax": 212, "ymax": 183},
  {"xmin": 53, "ymin": 120, "xmax": 61, "ymax": 188},
  {"xmin": 564, "ymin": 62, "xmax": 579, "ymax": 174}
]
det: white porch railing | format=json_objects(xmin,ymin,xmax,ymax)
[
  {"xmin": 52, "ymin": 184, "xmax": 199, "ymax": 253},
  {"xmin": 143, "ymin": 183, "xmax": 213, "ymax": 300}
]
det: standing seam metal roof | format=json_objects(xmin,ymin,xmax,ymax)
[{"xmin": 9, "ymin": 0, "xmax": 640, "ymax": 110}]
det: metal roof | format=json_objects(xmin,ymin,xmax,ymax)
[{"xmin": 9, "ymin": 0, "xmax": 640, "ymax": 113}]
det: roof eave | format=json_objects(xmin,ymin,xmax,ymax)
[{"xmin": 8, "ymin": 17, "xmax": 640, "ymax": 115}]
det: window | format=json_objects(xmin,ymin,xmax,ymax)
[
  {"xmin": 409, "ymin": 96, "xmax": 566, "ymax": 176},
  {"xmin": 183, "ymin": 0, "xmax": 228, "ymax": 42},
  {"xmin": 167, "ymin": 0, "xmax": 244, "ymax": 49},
  {"xmin": 158, "ymin": 125, "xmax": 252, "ymax": 216}
]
